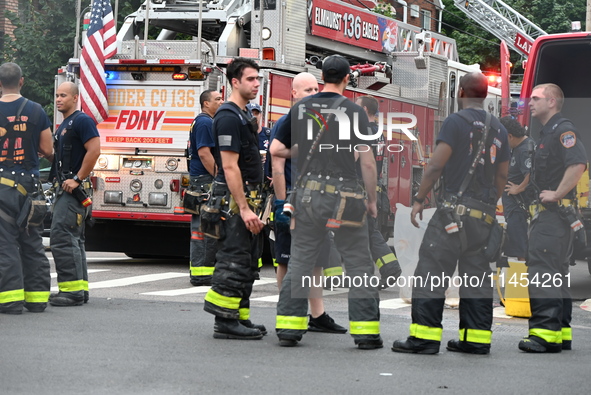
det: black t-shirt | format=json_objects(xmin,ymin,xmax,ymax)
[
  {"xmin": 533, "ymin": 113, "xmax": 587, "ymax": 197},
  {"xmin": 274, "ymin": 92, "xmax": 372, "ymax": 180},
  {"xmin": 212, "ymin": 102, "xmax": 263, "ymax": 184},
  {"xmin": 502, "ymin": 136, "xmax": 534, "ymax": 212},
  {"xmin": 437, "ymin": 108, "xmax": 510, "ymax": 203}
]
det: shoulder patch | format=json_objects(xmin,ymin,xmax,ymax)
[
  {"xmin": 218, "ymin": 135, "xmax": 232, "ymax": 147},
  {"xmin": 490, "ymin": 144, "xmax": 497, "ymax": 164},
  {"xmin": 560, "ymin": 131, "xmax": 576, "ymax": 148}
]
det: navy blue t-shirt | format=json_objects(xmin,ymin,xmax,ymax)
[
  {"xmin": 55, "ymin": 111, "xmax": 100, "ymax": 174},
  {"xmin": 259, "ymin": 127, "xmax": 271, "ymax": 152},
  {"xmin": 437, "ymin": 108, "xmax": 510, "ymax": 203},
  {"xmin": 0, "ymin": 97, "xmax": 51, "ymax": 177},
  {"xmin": 269, "ymin": 116, "xmax": 293, "ymax": 189},
  {"xmin": 189, "ymin": 113, "xmax": 215, "ymax": 177},
  {"xmin": 502, "ymin": 136, "xmax": 534, "ymax": 213}
]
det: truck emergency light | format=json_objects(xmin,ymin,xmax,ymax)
[
  {"xmin": 188, "ymin": 67, "xmax": 206, "ymax": 80},
  {"xmin": 172, "ymin": 73, "xmax": 188, "ymax": 80}
]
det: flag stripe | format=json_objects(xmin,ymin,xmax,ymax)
[{"xmin": 80, "ymin": 0, "xmax": 117, "ymax": 125}]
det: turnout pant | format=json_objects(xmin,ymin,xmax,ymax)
[
  {"xmin": 527, "ymin": 209, "xmax": 572, "ymax": 347},
  {"xmin": 503, "ymin": 207, "xmax": 529, "ymax": 258},
  {"xmin": 189, "ymin": 175, "xmax": 217, "ymax": 283},
  {"xmin": 0, "ymin": 173, "xmax": 50, "ymax": 312},
  {"xmin": 50, "ymin": 190, "xmax": 89, "ymax": 299},
  {"xmin": 203, "ymin": 192, "xmax": 262, "ymax": 320},
  {"xmin": 276, "ymin": 185, "xmax": 380, "ymax": 343},
  {"xmin": 410, "ymin": 206, "xmax": 494, "ymax": 350},
  {"xmin": 190, "ymin": 213, "xmax": 218, "ymax": 282}
]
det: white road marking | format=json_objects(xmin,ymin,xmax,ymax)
[
  {"xmin": 89, "ymin": 272, "xmax": 186, "ymax": 289},
  {"xmin": 50, "ymin": 269, "xmax": 110, "ymax": 279},
  {"xmin": 141, "ymin": 276, "xmax": 277, "ymax": 296},
  {"xmin": 379, "ymin": 298, "xmax": 411, "ymax": 310}
]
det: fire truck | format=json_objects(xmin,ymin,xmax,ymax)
[{"xmin": 55, "ymin": 0, "xmax": 501, "ymax": 258}]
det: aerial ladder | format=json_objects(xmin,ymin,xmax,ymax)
[{"xmin": 453, "ymin": 0, "xmax": 547, "ymax": 57}]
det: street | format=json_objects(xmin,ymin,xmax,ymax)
[{"xmin": 1, "ymin": 251, "xmax": 590, "ymax": 394}]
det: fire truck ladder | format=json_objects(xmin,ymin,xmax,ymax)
[{"xmin": 453, "ymin": 0, "xmax": 546, "ymax": 57}]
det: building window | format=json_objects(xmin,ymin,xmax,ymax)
[{"xmin": 421, "ymin": 10, "xmax": 432, "ymax": 30}]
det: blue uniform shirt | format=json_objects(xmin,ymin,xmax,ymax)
[{"xmin": 189, "ymin": 113, "xmax": 215, "ymax": 177}]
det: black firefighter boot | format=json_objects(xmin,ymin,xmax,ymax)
[{"xmin": 214, "ymin": 317, "xmax": 263, "ymax": 340}]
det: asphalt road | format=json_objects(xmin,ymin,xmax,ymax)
[{"xmin": 1, "ymin": 251, "xmax": 590, "ymax": 394}]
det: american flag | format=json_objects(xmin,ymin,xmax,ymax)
[{"xmin": 80, "ymin": 0, "xmax": 117, "ymax": 124}]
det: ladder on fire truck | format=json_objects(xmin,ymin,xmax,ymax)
[{"xmin": 453, "ymin": 0, "xmax": 547, "ymax": 57}]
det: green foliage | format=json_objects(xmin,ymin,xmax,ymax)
[
  {"xmin": 442, "ymin": 0, "xmax": 588, "ymax": 77},
  {"xmin": 373, "ymin": 1, "xmax": 397, "ymax": 19},
  {"xmin": 2, "ymin": 0, "xmax": 78, "ymax": 114}
]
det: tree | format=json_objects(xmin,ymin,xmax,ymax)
[
  {"xmin": 2, "ymin": 0, "xmax": 78, "ymax": 113},
  {"xmin": 442, "ymin": 0, "xmax": 588, "ymax": 76}
]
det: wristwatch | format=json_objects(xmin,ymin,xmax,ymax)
[
  {"xmin": 412, "ymin": 195, "xmax": 425, "ymax": 204},
  {"xmin": 72, "ymin": 175, "xmax": 82, "ymax": 184}
]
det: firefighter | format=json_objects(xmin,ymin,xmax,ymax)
[
  {"xmin": 519, "ymin": 83, "xmax": 587, "ymax": 353},
  {"xmin": 0, "ymin": 62, "xmax": 53, "ymax": 314},
  {"xmin": 355, "ymin": 95, "xmax": 402, "ymax": 288},
  {"xmin": 271, "ymin": 72, "xmax": 347, "ymax": 333},
  {"xmin": 392, "ymin": 72, "xmax": 510, "ymax": 354},
  {"xmin": 500, "ymin": 116, "xmax": 533, "ymax": 261},
  {"xmin": 202, "ymin": 58, "xmax": 266, "ymax": 339},
  {"xmin": 188, "ymin": 90, "xmax": 223, "ymax": 286},
  {"xmin": 271, "ymin": 55, "xmax": 382, "ymax": 349},
  {"xmin": 49, "ymin": 81, "xmax": 100, "ymax": 306},
  {"xmin": 247, "ymin": 102, "xmax": 272, "ymax": 278}
]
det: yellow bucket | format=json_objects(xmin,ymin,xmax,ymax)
[{"xmin": 496, "ymin": 260, "xmax": 532, "ymax": 318}]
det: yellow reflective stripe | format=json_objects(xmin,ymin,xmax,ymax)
[
  {"xmin": 24, "ymin": 291, "xmax": 50, "ymax": 303},
  {"xmin": 459, "ymin": 328, "xmax": 492, "ymax": 344},
  {"xmin": 410, "ymin": 323, "xmax": 442, "ymax": 341},
  {"xmin": 276, "ymin": 315, "xmax": 308, "ymax": 330},
  {"xmin": 376, "ymin": 253, "xmax": 398, "ymax": 268},
  {"xmin": 350, "ymin": 321, "xmax": 380, "ymax": 335},
  {"xmin": 204, "ymin": 289, "xmax": 241, "ymax": 310},
  {"xmin": 190, "ymin": 266, "xmax": 215, "ymax": 276},
  {"xmin": 530, "ymin": 328, "xmax": 562, "ymax": 344},
  {"xmin": 323, "ymin": 266, "xmax": 343, "ymax": 277},
  {"xmin": 239, "ymin": 308, "xmax": 250, "ymax": 320},
  {"xmin": 258, "ymin": 258, "xmax": 263, "ymax": 268},
  {"xmin": 562, "ymin": 327, "xmax": 573, "ymax": 341},
  {"xmin": 58, "ymin": 280, "xmax": 85, "ymax": 293},
  {"xmin": 0, "ymin": 288, "xmax": 25, "ymax": 303},
  {"xmin": 83, "ymin": 281, "xmax": 89, "ymax": 292},
  {"xmin": 270, "ymin": 212, "xmax": 274, "ymax": 221},
  {"xmin": 273, "ymin": 258, "xmax": 278, "ymax": 268}
]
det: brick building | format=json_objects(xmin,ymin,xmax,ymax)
[
  {"xmin": 0, "ymin": 0, "xmax": 19, "ymax": 52},
  {"xmin": 382, "ymin": 0, "xmax": 444, "ymax": 33}
]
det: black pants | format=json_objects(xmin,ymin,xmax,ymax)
[
  {"xmin": 410, "ymin": 204, "xmax": 494, "ymax": 349},
  {"xmin": 527, "ymin": 209, "xmax": 572, "ymax": 346},
  {"xmin": 203, "ymin": 187, "xmax": 261, "ymax": 321}
]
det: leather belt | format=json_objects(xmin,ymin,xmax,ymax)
[
  {"xmin": 454, "ymin": 204, "xmax": 495, "ymax": 224},
  {"xmin": 0, "ymin": 177, "xmax": 27, "ymax": 196}
]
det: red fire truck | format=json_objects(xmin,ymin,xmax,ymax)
[
  {"xmin": 56, "ymin": 0, "xmax": 501, "ymax": 258},
  {"xmin": 518, "ymin": 31, "xmax": 591, "ymax": 273}
]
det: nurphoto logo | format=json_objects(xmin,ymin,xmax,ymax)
[{"xmin": 297, "ymin": 100, "xmax": 417, "ymax": 153}]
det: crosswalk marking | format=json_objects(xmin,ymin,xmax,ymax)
[
  {"xmin": 141, "ymin": 277, "xmax": 277, "ymax": 296},
  {"xmin": 50, "ymin": 269, "xmax": 110, "ymax": 279},
  {"xmin": 380, "ymin": 298, "xmax": 411, "ymax": 310},
  {"xmin": 48, "ymin": 270, "xmax": 412, "ymax": 311}
]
